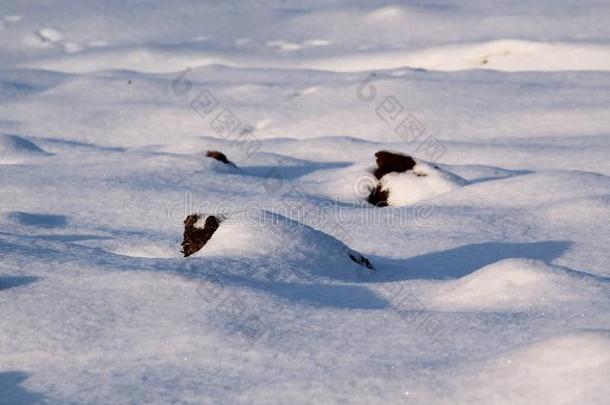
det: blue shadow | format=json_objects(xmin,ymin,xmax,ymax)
[
  {"xmin": 7, "ymin": 212, "xmax": 68, "ymax": 229},
  {"xmin": 371, "ymin": 240, "xmax": 572, "ymax": 281},
  {"xmin": 0, "ymin": 371, "xmax": 45, "ymax": 404},
  {"xmin": 0, "ymin": 276, "xmax": 38, "ymax": 291}
]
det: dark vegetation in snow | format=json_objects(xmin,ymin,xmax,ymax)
[
  {"xmin": 368, "ymin": 150, "xmax": 416, "ymax": 207},
  {"xmin": 372, "ymin": 151, "xmax": 416, "ymax": 179},
  {"xmin": 206, "ymin": 150, "xmax": 236, "ymax": 167},
  {"xmin": 180, "ymin": 214, "xmax": 221, "ymax": 257},
  {"xmin": 348, "ymin": 252, "xmax": 374, "ymax": 269}
]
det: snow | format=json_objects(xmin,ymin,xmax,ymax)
[
  {"xmin": 449, "ymin": 331, "xmax": 610, "ymax": 405},
  {"xmin": 0, "ymin": 134, "xmax": 49, "ymax": 164},
  {"xmin": 378, "ymin": 158, "xmax": 468, "ymax": 206},
  {"xmin": 1, "ymin": 0, "xmax": 610, "ymax": 404},
  {"xmin": 431, "ymin": 259, "xmax": 610, "ymax": 311}
]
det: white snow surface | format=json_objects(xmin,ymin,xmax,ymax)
[
  {"xmin": 379, "ymin": 158, "xmax": 469, "ymax": 206},
  {"xmin": 0, "ymin": 134, "xmax": 49, "ymax": 164},
  {"xmin": 1, "ymin": 1, "xmax": 610, "ymax": 404}
]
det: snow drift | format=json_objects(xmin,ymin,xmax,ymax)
[
  {"xmin": 367, "ymin": 151, "xmax": 468, "ymax": 207},
  {"xmin": 0, "ymin": 134, "xmax": 48, "ymax": 164},
  {"xmin": 432, "ymin": 258, "xmax": 610, "ymax": 311},
  {"xmin": 182, "ymin": 209, "xmax": 374, "ymax": 282}
]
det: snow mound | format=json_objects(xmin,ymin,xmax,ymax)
[
  {"xmin": 434, "ymin": 259, "xmax": 608, "ymax": 311},
  {"xmin": 378, "ymin": 160, "xmax": 468, "ymax": 206},
  {"xmin": 0, "ymin": 134, "xmax": 48, "ymax": 164},
  {"xmin": 443, "ymin": 170, "xmax": 610, "ymax": 208},
  {"xmin": 187, "ymin": 210, "xmax": 374, "ymax": 282},
  {"xmin": 26, "ymin": 40, "xmax": 610, "ymax": 74},
  {"xmin": 318, "ymin": 153, "xmax": 468, "ymax": 206},
  {"xmin": 363, "ymin": 152, "xmax": 468, "ymax": 206},
  {"xmin": 457, "ymin": 331, "xmax": 610, "ymax": 404},
  {"xmin": 305, "ymin": 40, "xmax": 610, "ymax": 73},
  {"xmin": 405, "ymin": 40, "xmax": 610, "ymax": 72}
]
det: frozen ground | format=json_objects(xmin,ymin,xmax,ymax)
[{"xmin": 1, "ymin": 1, "xmax": 610, "ymax": 404}]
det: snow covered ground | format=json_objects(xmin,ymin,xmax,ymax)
[{"xmin": 1, "ymin": 1, "xmax": 610, "ymax": 404}]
